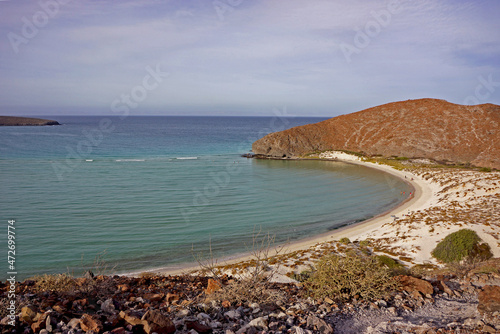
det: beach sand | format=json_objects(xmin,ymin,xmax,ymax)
[{"xmin": 135, "ymin": 152, "xmax": 499, "ymax": 280}]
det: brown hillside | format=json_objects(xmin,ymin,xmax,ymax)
[
  {"xmin": 0, "ymin": 116, "xmax": 60, "ymax": 126},
  {"xmin": 252, "ymin": 99, "xmax": 500, "ymax": 169}
]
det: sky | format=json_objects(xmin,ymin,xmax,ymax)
[{"xmin": 0, "ymin": 0, "xmax": 499, "ymax": 117}]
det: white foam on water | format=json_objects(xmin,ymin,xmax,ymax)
[{"xmin": 115, "ymin": 159, "xmax": 146, "ymax": 162}]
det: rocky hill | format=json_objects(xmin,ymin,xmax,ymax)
[
  {"xmin": 252, "ymin": 99, "xmax": 500, "ymax": 169},
  {"xmin": 0, "ymin": 116, "xmax": 60, "ymax": 126}
]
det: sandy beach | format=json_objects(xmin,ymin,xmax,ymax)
[{"xmin": 138, "ymin": 151, "xmax": 499, "ymax": 279}]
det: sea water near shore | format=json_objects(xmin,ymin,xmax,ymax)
[{"xmin": 0, "ymin": 116, "xmax": 412, "ymax": 280}]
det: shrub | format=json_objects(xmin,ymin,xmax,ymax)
[
  {"xmin": 306, "ymin": 252, "xmax": 398, "ymax": 302},
  {"xmin": 377, "ymin": 255, "xmax": 403, "ymax": 269},
  {"xmin": 431, "ymin": 229, "xmax": 493, "ymax": 263},
  {"xmin": 339, "ymin": 237, "xmax": 351, "ymax": 244},
  {"xmin": 359, "ymin": 239, "xmax": 371, "ymax": 247}
]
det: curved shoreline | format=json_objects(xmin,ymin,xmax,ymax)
[{"xmin": 125, "ymin": 157, "xmax": 432, "ymax": 277}]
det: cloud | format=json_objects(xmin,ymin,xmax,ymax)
[{"xmin": 0, "ymin": 0, "xmax": 499, "ymax": 116}]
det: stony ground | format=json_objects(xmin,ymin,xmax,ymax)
[{"xmin": 1, "ymin": 263, "xmax": 500, "ymax": 334}]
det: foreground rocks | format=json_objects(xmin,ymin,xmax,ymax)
[{"xmin": 1, "ymin": 271, "xmax": 499, "ymax": 334}]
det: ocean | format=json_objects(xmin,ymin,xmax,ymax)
[{"xmin": 0, "ymin": 116, "xmax": 412, "ymax": 280}]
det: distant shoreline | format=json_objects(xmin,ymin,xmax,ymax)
[{"xmin": 0, "ymin": 116, "xmax": 60, "ymax": 126}]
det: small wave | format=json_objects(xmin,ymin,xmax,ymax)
[
  {"xmin": 175, "ymin": 157, "xmax": 198, "ymax": 160},
  {"xmin": 115, "ymin": 159, "xmax": 146, "ymax": 162},
  {"xmin": 85, "ymin": 159, "xmax": 93, "ymax": 162}
]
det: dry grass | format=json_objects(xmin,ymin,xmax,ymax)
[
  {"xmin": 31, "ymin": 273, "xmax": 77, "ymax": 292},
  {"xmin": 195, "ymin": 229, "xmax": 287, "ymax": 305}
]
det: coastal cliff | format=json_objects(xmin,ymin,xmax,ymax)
[
  {"xmin": 252, "ymin": 99, "xmax": 500, "ymax": 169},
  {"xmin": 0, "ymin": 116, "xmax": 60, "ymax": 126}
]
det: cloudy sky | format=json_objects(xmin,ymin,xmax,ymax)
[{"xmin": 1, "ymin": 0, "xmax": 499, "ymax": 117}]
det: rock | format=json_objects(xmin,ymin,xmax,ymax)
[
  {"xmin": 482, "ymin": 324, "xmax": 497, "ymax": 333},
  {"xmin": 324, "ymin": 297, "xmax": 334, "ymax": 305},
  {"xmin": 478, "ymin": 285, "xmax": 500, "ymax": 314},
  {"xmin": 144, "ymin": 293, "xmax": 164, "ymax": 302},
  {"xmin": 101, "ymin": 298, "xmax": 116, "ymax": 314},
  {"xmin": 387, "ymin": 307, "xmax": 397, "ymax": 316},
  {"xmin": 141, "ymin": 309, "xmax": 176, "ymax": 334},
  {"xmin": 248, "ymin": 316, "xmax": 268, "ymax": 329},
  {"xmin": 205, "ymin": 278, "xmax": 222, "ymax": 295},
  {"xmin": 67, "ymin": 318, "xmax": 80, "ymax": 329},
  {"xmin": 306, "ymin": 315, "xmax": 333, "ymax": 334},
  {"xmin": 396, "ymin": 275, "xmax": 434, "ymax": 296},
  {"xmin": 186, "ymin": 320, "xmax": 213, "ymax": 333},
  {"xmin": 111, "ymin": 327, "xmax": 127, "ymax": 334},
  {"xmin": 410, "ymin": 291, "xmax": 423, "ymax": 301},
  {"xmin": 80, "ymin": 314, "xmax": 103, "ymax": 333},
  {"xmin": 31, "ymin": 313, "xmax": 47, "ymax": 332},
  {"xmin": 45, "ymin": 315, "xmax": 54, "ymax": 332},
  {"xmin": 52, "ymin": 305, "xmax": 65, "ymax": 313},
  {"xmin": 117, "ymin": 284, "xmax": 129, "ymax": 292},
  {"xmin": 176, "ymin": 309, "xmax": 191, "ymax": 317},
  {"xmin": 440, "ymin": 281, "xmax": 454, "ymax": 295},
  {"xmin": 166, "ymin": 292, "xmax": 180, "ymax": 304},
  {"xmin": 119, "ymin": 310, "xmax": 144, "ymax": 326},
  {"xmin": 20, "ymin": 306, "xmax": 36, "ymax": 323},
  {"xmin": 224, "ymin": 310, "xmax": 240, "ymax": 320},
  {"xmin": 222, "ymin": 300, "xmax": 231, "ymax": 308},
  {"xmin": 292, "ymin": 326, "xmax": 306, "ymax": 334}
]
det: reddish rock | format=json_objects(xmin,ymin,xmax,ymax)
[
  {"xmin": 166, "ymin": 292, "xmax": 180, "ymax": 304},
  {"xmin": 111, "ymin": 327, "xmax": 127, "ymax": 334},
  {"xmin": 396, "ymin": 276, "xmax": 434, "ymax": 296},
  {"xmin": 440, "ymin": 281, "xmax": 454, "ymax": 295},
  {"xmin": 141, "ymin": 309, "xmax": 176, "ymax": 334},
  {"xmin": 119, "ymin": 310, "xmax": 144, "ymax": 326},
  {"xmin": 117, "ymin": 284, "xmax": 129, "ymax": 292},
  {"xmin": 31, "ymin": 313, "xmax": 47, "ymax": 333},
  {"xmin": 205, "ymin": 278, "xmax": 222, "ymax": 295},
  {"xmin": 186, "ymin": 319, "xmax": 213, "ymax": 333},
  {"xmin": 80, "ymin": 314, "xmax": 103, "ymax": 333},
  {"xmin": 478, "ymin": 285, "xmax": 500, "ymax": 314},
  {"xmin": 144, "ymin": 293, "xmax": 164, "ymax": 302},
  {"xmin": 222, "ymin": 300, "xmax": 231, "ymax": 308},
  {"xmin": 52, "ymin": 305, "xmax": 65, "ymax": 313},
  {"xmin": 20, "ymin": 306, "xmax": 36, "ymax": 323}
]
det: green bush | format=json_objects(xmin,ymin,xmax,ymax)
[
  {"xmin": 431, "ymin": 229, "xmax": 493, "ymax": 263},
  {"xmin": 339, "ymin": 237, "xmax": 351, "ymax": 244},
  {"xmin": 359, "ymin": 239, "xmax": 371, "ymax": 247},
  {"xmin": 306, "ymin": 252, "xmax": 398, "ymax": 302},
  {"xmin": 377, "ymin": 255, "xmax": 403, "ymax": 269}
]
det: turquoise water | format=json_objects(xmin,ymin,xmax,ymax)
[{"xmin": 0, "ymin": 116, "xmax": 411, "ymax": 280}]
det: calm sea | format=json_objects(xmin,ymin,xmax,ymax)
[{"xmin": 0, "ymin": 116, "xmax": 411, "ymax": 280}]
